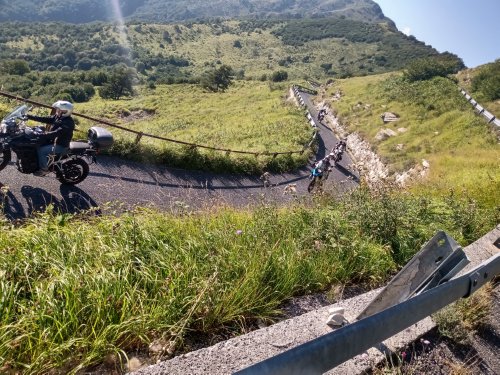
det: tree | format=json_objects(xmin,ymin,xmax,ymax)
[
  {"xmin": 162, "ymin": 31, "xmax": 172, "ymax": 44},
  {"xmin": 200, "ymin": 65, "xmax": 234, "ymax": 92},
  {"xmin": 1, "ymin": 59, "xmax": 30, "ymax": 75},
  {"xmin": 404, "ymin": 54, "xmax": 465, "ymax": 82},
  {"xmin": 471, "ymin": 60, "xmax": 500, "ymax": 101},
  {"xmin": 99, "ymin": 65, "xmax": 136, "ymax": 100},
  {"xmin": 76, "ymin": 57, "xmax": 94, "ymax": 71},
  {"xmin": 320, "ymin": 63, "xmax": 332, "ymax": 73}
]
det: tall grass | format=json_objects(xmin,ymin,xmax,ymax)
[{"xmin": 0, "ymin": 187, "xmax": 497, "ymax": 373}]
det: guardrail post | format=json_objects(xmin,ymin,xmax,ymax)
[{"xmin": 134, "ymin": 132, "xmax": 143, "ymax": 145}]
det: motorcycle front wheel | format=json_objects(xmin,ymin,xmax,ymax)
[
  {"xmin": 56, "ymin": 158, "xmax": 89, "ymax": 185},
  {"xmin": 0, "ymin": 149, "xmax": 12, "ymax": 172}
]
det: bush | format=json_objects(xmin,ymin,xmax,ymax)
[{"xmin": 270, "ymin": 70, "xmax": 288, "ymax": 82}]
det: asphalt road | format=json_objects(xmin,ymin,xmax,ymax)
[{"xmin": 0, "ymin": 91, "xmax": 358, "ymax": 220}]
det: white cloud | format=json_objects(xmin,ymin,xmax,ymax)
[{"xmin": 402, "ymin": 26, "xmax": 411, "ymax": 36}]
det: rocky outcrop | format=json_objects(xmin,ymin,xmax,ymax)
[{"xmin": 380, "ymin": 112, "xmax": 400, "ymax": 123}]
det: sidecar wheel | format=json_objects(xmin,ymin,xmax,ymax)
[
  {"xmin": 57, "ymin": 159, "xmax": 89, "ymax": 185},
  {"xmin": 0, "ymin": 150, "xmax": 12, "ymax": 172}
]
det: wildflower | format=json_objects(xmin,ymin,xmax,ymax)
[{"xmin": 236, "ymin": 230, "xmax": 243, "ymax": 235}]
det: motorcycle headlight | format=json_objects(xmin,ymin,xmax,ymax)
[{"xmin": 0, "ymin": 119, "xmax": 18, "ymax": 135}]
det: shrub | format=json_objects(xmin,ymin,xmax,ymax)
[{"xmin": 270, "ymin": 70, "xmax": 288, "ymax": 82}]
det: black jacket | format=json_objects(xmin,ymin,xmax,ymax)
[{"xmin": 27, "ymin": 114, "xmax": 75, "ymax": 148}]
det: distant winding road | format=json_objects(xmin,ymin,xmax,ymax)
[{"xmin": 0, "ymin": 91, "xmax": 358, "ymax": 220}]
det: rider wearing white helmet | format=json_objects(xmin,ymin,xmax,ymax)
[{"xmin": 25, "ymin": 100, "xmax": 76, "ymax": 175}]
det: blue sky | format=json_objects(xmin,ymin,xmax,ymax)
[{"xmin": 374, "ymin": 0, "xmax": 500, "ymax": 68}]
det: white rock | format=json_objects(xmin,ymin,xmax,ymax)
[
  {"xmin": 375, "ymin": 128, "xmax": 397, "ymax": 141},
  {"xmin": 328, "ymin": 307, "xmax": 345, "ymax": 315},
  {"xmin": 127, "ymin": 357, "xmax": 143, "ymax": 372},
  {"xmin": 326, "ymin": 312, "xmax": 346, "ymax": 327}
]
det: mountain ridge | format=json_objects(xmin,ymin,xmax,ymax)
[{"xmin": 0, "ymin": 0, "xmax": 394, "ymax": 25}]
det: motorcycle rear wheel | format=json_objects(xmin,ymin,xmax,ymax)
[
  {"xmin": 307, "ymin": 177, "xmax": 316, "ymax": 193},
  {"xmin": 0, "ymin": 149, "xmax": 12, "ymax": 171},
  {"xmin": 56, "ymin": 159, "xmax": 89, "ymax": 185}
]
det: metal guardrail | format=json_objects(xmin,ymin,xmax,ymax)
[
  {"xmin": 293, "ymin": 84, "xmax": 318, "ymax": 96},
  {"xmin": 357, "ymin": 231, "xmax": 466, "ymax": 320},
  {"xmin": 291, "ymin": 85, "xmax": 318, "ymax": 144},
  {"xmin": 236, "ymin": 231, "xmax": 500, "ymax": 375},
  {"xmin": 0, "ymin": 89, "xmax": 314, "ymax": 157},
  {"xmin": 459, "ymin": 88, "xmax": 500, "ymax": 127}
]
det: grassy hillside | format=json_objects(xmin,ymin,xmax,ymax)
[
  {"xmin": 0, "ymin": 18, "xmax": 448, "ymax": 86},
  {"xmin": 0, "ymin": 81, "xmax": 312, "ymax": 174},
  {"xmin": 323, "ymin": 72, "xmax": 500, "ymax": 206}
]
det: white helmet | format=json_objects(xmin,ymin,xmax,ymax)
[{"xmin": 52, "ymin": 100, "xmax": 74, "ymax": 117}]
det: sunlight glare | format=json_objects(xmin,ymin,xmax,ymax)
[{"xmin": 109, "ymin": 0, "xmax": 132, "ymax": 63}]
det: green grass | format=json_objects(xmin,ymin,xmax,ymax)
[
  {"xmin": 325, "ymin": 73, "xmax": 500, "ymax": 206},
  {"xmin": 0, "ymin": 187, "xmax": 497, "ymax": 373}
]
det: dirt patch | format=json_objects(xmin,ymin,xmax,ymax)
[
  {"xmin": 371, "ymin": 329, "xmax": 494, "ymax": 375},
  {"xmin": 117, "ymin": 109, "xmax": 156, "ymax": 123},
  {"xmin": 371, "ymin": 278, "xmax": 500, "ymax": 375}
]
